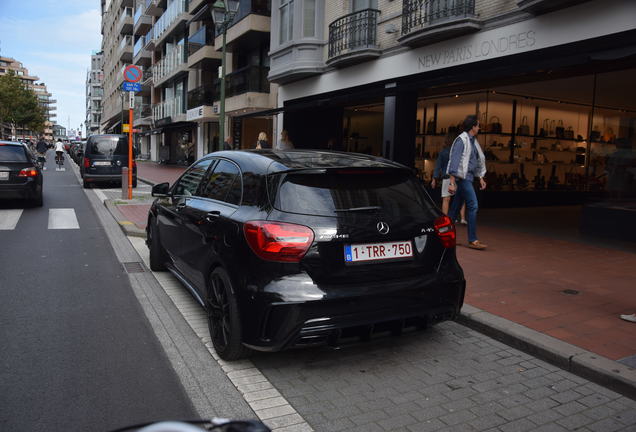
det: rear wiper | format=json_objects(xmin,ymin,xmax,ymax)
[{"xmin": 334, "ymin": 206, "xmax": 381, "ymax": 212}]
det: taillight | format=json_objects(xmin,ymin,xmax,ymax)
[
  {"xmin": 18, "ymin": 167, "xmax": 38, "ymax": 177},
  {"xmin": 243, "ymin": 221, "xmax": 314, "ymax": 263},
  {"xmin": 83, "ymin": 157, "xmax": 90, "ymax": 168},
  {"xmin": 434, "ymin": 215, "xmax": 456, "ymax": 248}
]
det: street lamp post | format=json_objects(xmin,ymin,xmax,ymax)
[{"xmin": 211, "ymin": 0, "xmax": 239, "ymax": 149}]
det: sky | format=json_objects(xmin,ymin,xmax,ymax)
[{"xmin": 0, "ymin": 0, "xmax": 102, "ymax": 135}]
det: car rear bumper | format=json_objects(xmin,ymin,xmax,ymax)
[
  {"xmin": 241, "ymin": 272, "xmax": 466, "ymax": 352},
  {"xmin": 0, "ymin": 180, "xmax": 39, "ymax": 199},
  {"xmin": 83, "ymin": 174, "xmax": 137, "ymax": 183}
]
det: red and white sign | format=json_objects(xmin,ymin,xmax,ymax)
[{"xmin": 123, "ymin": 65, "xmax": 143, "ymax": 83}]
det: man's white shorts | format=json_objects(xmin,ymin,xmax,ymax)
[{"xmin": 441, "ymin": 178, "xmax": 451, "ymax": 198}]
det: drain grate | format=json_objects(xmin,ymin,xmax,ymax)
[
  {"xmin": 562, "ymin": 289, "xmax": 580, "ymax": 295},
  {"xmin": 123, "ymin": 262, "xmax": 146, "ymax": 274}
]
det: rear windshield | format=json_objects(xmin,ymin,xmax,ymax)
[
  {"xmin": 0, "ymin": 145, "xmax": 28, "ymax": 162},
  {"xmin": 269, "ymin": 170, "xmax": 436, "ymax": 217},
  {"xmin": 88, "ymin": 136, "xmax": 136, "ymax": 157}
]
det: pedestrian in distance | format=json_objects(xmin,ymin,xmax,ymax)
[
  {"xmin": 447, "ymin": 114, "xmax": 488, "ymax": 250},
  {"xmin": 255, "ymin": 132, "xmax": 269, "ymax": 149},
  {"xmin": 223, "ymin": 136, "xmax": 234, "ymax": 150},
  {"xmin": 431, "ymin": 131, "xmax": 466, "ymax": 222},
  {"xmin": 276, "ymin": 130, "xmax": 294, "ymax": 150}
]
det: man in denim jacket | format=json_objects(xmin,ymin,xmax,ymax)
[{"xmin": 447, "ymin": 115, "xmax": 488, "ymax": 250}]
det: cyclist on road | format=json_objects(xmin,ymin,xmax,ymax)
[
  {"xmin": 54, "ymin": 139, "xmax": 65, "ymax": 165},
  {"xmin": 35, "ymin": 137, "xmax": 49, "ymax": 170}
]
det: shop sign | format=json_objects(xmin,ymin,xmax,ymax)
[{"xmin": 187, "ymin": 105, "xmax": 218, "ymax": 121}]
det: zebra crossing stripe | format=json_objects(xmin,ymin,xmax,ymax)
[
  {"xmin": 48, "ymin": 208, "xmax": 80, "ymax": 230},
  {"xmin": 0, "ymin": 210, "xmax": 23, "ymax": 230}
]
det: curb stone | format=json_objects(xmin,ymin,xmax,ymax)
[
  {"xmin": 458, "ymin": 304, "xmax": 636, "ymax": 400},
  {"xmin": 104, "ymin": 199, "xmax": 147, "ymax": 239}
]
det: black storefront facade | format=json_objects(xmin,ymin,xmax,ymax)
[{"xmin": 277, "ymin": 0, "xmax": 636, "ymax": 230}]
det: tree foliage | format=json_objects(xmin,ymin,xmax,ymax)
[{"xmin": 0, "ymin": 71, "xmax": 47, "ymax": 135}]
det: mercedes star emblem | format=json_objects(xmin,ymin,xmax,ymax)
[{"xmin": 377, "ymin": 221, "xmax": 390, "ymax": 235}]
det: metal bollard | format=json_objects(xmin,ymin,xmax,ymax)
[{"xmin": 122, "ymin": 167, "xmax": 129, "ymax": 199}]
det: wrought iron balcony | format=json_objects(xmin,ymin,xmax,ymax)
[
  {"xmin": 399, "ymin": 0, "xmax": 481, "ymax": 46},
  {"xmin": 327, "ymin": 9, "xmax": 380, "ymax": 67},
  {"xmin": 225, "ymin": 65, "xmax": 270, "ymax": 98}
]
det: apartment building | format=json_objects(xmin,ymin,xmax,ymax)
[
  {"xmin": 0, "ymin": 56, "xmax": 56, "ymax": 141},
  {"xmin": 107, "ymin": 0, "xmax": 276, "ymax": 163},
  {"xmin": 269, "ymin": 0, "xmax": 636, "ymax": 204},
  {"xmin": 86, "ymin": 51, "xmax": 105, "ymax": 136}
]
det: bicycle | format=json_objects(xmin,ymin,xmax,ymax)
[{"xmin": 55, "ymin": 151, "xmax": 65, "ymax": 171}]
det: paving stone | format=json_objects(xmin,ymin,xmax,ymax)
[
  {"xmin": 406, "ymin": 419, "xmax": 445, "ymax": 432},
  {"xmin": 614, "ymin": 408, "xmax": 636, "ymax": 425},
  {"xmin": 468, "ymin": 413, "xmax": 507, "ymax": 430},
  {"xmin": 582, "ymin": 405, "xmax": 618, "ymax": 421},
  {"xmin": 498, "ymin": 393, "xmax": 533, "ymax": 408},
  {"xmin": 377, "ymin": 413, "xmax": 418, "ymax": 431},
  {"xmin": 499, "ymin": 418, "xmax": 537, "ymax": 432},
  {"xmin": 439, "ymin": 409, "xmax": 477, "ymax": 426},
  {"xmin": 411, "ymin": 404, "xmax": 448, "ymax": 422},
  {"xmin": 264, "ymin": 414, "xmax": 306, "ymax": 430},
  {"xmin": 554, "ymin": 400, "xmax": 587, "ymax": 416},
  {"xmin": 525, "ymin": 386, "xmax": 557, "ymax": 400},
  {"xmin": 530, "ymin": 424, "xmax": 569, "ymax": 432},
  {"xmin": 578, "ymin": 393, "xmax": 613, "ymax": 408},
  {"xmin": 587, "ymin": 417, "xmax": 627, "ymax": 432},
  {"xmin": 313, "ymin": 417, "xmax": 354, "ymax": 432},
  {"xmin": 348, "ymin": 409, "xmax": 388, "ymax": 426},
  {"xmin": 555, "ymin": 413, "xmax": 595, "ymax": 430},
  {"xmin": 550, "ymin": 389, "xmax": 583, "ymax": 404},
  {"xmin": 526, "ymin": 409, "xmax": 563, "ymax": 425}
]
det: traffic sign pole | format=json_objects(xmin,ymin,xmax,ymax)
[{"xmin": 128, "ymin": 91, "xmax": 133, "ymax": 200}]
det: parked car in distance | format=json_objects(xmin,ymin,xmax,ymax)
[
  {"xmin": 146, "ymin": 150, "xmax": 465, "ymax": 360},
  {"xmin": 69, "ymin": 141, "xmax": 85, "ymax": 165},
  {"xmin": 0, "ymin": 140, "xmax": 43, "ymax": 206},
  {"xmin": 80, "ymin": 134, "xmax": 137, "ymax": 189}
]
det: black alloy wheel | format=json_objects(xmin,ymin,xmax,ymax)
[
  {"xmin": 207, "ymin": 267, "xmax": 249, "ymax": 361},
  {"xmin": 148, "ymin": 218, "xmax": 168, "ymax": 271}
]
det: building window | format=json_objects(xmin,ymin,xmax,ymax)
[
  {"xmin": 279, "ymin": 0, "xmax": 294, "ymax": 44},
  {"xmin": 303, "ymin": 0, "xmax": 316, "ymax": 37}
]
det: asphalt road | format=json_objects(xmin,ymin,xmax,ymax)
[{"xmin": 0, "ymin": 152, "xmax": 197, "ymax": 431}]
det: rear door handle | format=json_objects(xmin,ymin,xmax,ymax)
[{"xmin": 205, "ymin": 211, "xmax": 221, "ymax": 223}]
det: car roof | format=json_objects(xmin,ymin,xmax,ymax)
[
  {"xmin": 208, "ymin": 149, "xmax": 407, "ymax": 174},
  {"xmin": 0, "ymin": 140, "xmax": 25, "ymax": 146}
]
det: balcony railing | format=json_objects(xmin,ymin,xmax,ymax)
[
  {"xmin": 188, "ymin": 25, "xmax": 215, "ymax": 56},
  {"xmin": 134, "ymin": 104, "xmax": 153, "ymax": 120},
  {"xmin": 134, "ymin": 6, "xmax": 143, "ymax": 25},
  {"xmin": 118, "ymin": 7, "xmax": 134, "ymax": 33},
  {"xmin": 402, "ymin": 0, "xmax": 476, "ymax": 35},
  {"xmin": 188, "ymin": 84, "xmax": 218, "ymax": 109},
  {"xmin": 154, "ymin": 0, "xmax": 187, "ymax": 42},
  {"xmin": 224, "ymin": 65, "xmax": 270, "ymax": 98},
  {"xmin": 119, "ymin": 35, "xmax": 133, "ymax": 52},
  {"xmin": 328, "ymin": 9, "xmax": 380, "ymax": 60},
  {"xmin": 152, "ymin": 44, "xmax": 186, "ymax": 82},
  {"xmin": 134, "ymin": 36, "xmax": 145, "ymax": 57},
  {"xmin": 217, "ymin": 0, "xmax": 271, "ymax": 34},
  {"xmin": 152, "ymin": 95, "xmax": 185, "ymax": 120}
]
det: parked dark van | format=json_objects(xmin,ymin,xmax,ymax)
[{"xmin": 81, "ymin": 134, "xmax": 137, "ymax": 188}]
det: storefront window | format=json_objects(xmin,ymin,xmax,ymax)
[
  {"xmin": 591, "ymin": 69, "xmax": 636, "ymax": 199},
  {"xmin": 343, "ymin": 104, "xmax": 384, "ymax": 156}
]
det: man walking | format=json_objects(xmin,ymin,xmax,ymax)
[{"xmin": 447, "ymin": 115, "xmax": 488, "ymax": 250}]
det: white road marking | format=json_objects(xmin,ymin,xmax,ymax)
[
  {"xmin": 0, "ymin": 210, "xmax": 23, "ymax": 230},
  {"xmin": 48, "ymin": 208, "xmax": 80, "ymax": 230},
  {"xmin": 127, "ymin": 236, "xmax": 314, "ymax": 432}
]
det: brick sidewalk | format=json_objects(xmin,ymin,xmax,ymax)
[{"xmin": 115, "ymin": 162, "xmax": 636, "ymax": 367}]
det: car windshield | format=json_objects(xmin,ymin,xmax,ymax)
[
  {"xmin": 88, "ymin": 136, "xmax": 135, "ymax": 157},
  {"xmin": 0, "ymin": 145, "xmax": 28, "ymax": 162},
  {"xmin": 269, "ymin": 170, "xmax": 436, "ymax": 217}
]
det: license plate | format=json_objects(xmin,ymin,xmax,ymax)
[
  {"xmin": 344, "ymin": 240, "xmax": 413, "ymax": 263},
  {"xmin": 94, "ymin": 161, "xmax": 111, "ymax": 166},
  {"xmin": 0, "ymin": 172, "xmax": 8, "ymax": 180}
]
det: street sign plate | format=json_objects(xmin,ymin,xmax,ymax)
[
  {"xmin": 122, "ymin": 82, "xmax": 142, "ymax": 92},
  {"xmin": 123, "ymin": 64, "xmax": 143, "ymax": 83}
]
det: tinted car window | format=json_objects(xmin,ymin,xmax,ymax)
[
  {"xmin": 173, "ymin": 159, "xmax": 213, "ymax": 196},
  {"xmin": 88, "ymin": 136, "xmax": 136, "ymax": 156},
  {"xmin": 201, "ymin": 160, "xmax": 241, "ymax": 205},
  {"xmin": 0, "ymin": 145, "xmax": 28, "ymax": 162},
  {"xmin": 270, "ymin": 171, "xmax": 436, "ymax": 217}
]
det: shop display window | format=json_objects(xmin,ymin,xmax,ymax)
[{"xmin": 416, "ymin": 69, "xmax": 636, "ymax": 196}]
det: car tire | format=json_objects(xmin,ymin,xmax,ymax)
[
  {"xmin": 148, "ymin": 218, "xmax": 168, "ymax": 271},
  {"xmin": 82, "ymin": 178, "xmax": 90, "ymax": 189},
  {"xmin": 207, "ymin": 267, "xmax": 250, "ymax": 361},
  {"xmin": 31, "ymin": 191, "xmax": 43, "ymax": 207}
]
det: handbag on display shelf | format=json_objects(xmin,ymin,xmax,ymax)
[
  {"xmin": 602, "ymin": 127, "xmax": 616, "ymax": 143},
  {"xmin": 590, "ymin": 125, "xmax": 601, "ymax": 141},
  {"xmin": 539, "ymin": 118, "xmax": 550, "ymax": 137},
  {"xmin": 517, "ymin": 116, "xmax": 530, "ymax": 136},
  {"xmin": 555, "ymin": 120, "xmax": 565, "ymax": 139},
  {"xmin": 488, "ymin": 116, "xmax": 502, "ymax": 134},
  {"xmin": 563, "ymin": 126, "xmax": 574, "ymax": 140}
]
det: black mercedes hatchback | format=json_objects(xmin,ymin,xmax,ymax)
[
  {"xmin": 147, "ymin": 150, "xmax": 465, "ymax": 360},
  {"xmin": 0, "ymin": 141, "xmax": 43, "ymax": 207}
]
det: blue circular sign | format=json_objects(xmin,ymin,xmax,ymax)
[{"xmin": 123, "ymin": 65, "xmax": 142, "ymax": 83}]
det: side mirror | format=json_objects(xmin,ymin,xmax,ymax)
[{"xmin": 152, "ymin": 182, "xmax": 170, "ymax": 197}]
